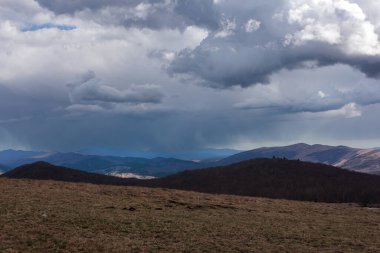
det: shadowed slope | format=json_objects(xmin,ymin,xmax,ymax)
[{"xmin": 145, "ymin": 158, "xmax": 380, "ymax": 204}]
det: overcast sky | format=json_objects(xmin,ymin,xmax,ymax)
[{"xmin": 1, "ymin": 0, "xmax": 380, "ymax": 152}]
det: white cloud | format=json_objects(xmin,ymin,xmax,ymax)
[
  {"xmin": 245, "ymin": 19, "xmax": 261, "ymax": 33},
  {"xmin": 318, "ymin": 90, "xmax": 327, "ymax": 98},
  {"xmin": 287, "ymin": 0, "xmax": 380, "ymax": 55},
  {"xmin": 214, "ymin": 18, "xmax": 236, "ymax": 38}
]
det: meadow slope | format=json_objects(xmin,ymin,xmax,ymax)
[{"xmin": 1, "ymin": 178, "xmax": 380, "ymax": 253}]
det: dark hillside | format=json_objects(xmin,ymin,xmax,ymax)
[{"xmin": 144, "ymin": 158, "xmax": 380, "ymax": 205}]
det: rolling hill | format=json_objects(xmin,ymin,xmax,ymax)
[
  {"xmin": 146, "ymin": 158, "xmax": 380, "ymax": 204},
  {"xmin": 4, "ymin": 159, "xmax": 380, "ymax": 205}
]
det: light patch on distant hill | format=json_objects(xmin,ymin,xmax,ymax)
[
  {"xmin": 107, "ymin": 172, "xmax": 155, "ymax": 180},
  {"xmin": 30, "ymin": 153, "xmax": 54, "ymax": 159}
]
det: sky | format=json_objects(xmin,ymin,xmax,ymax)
[{"xmin": 0, "ymin": 0, "xmax": 380, "ymax": 152}]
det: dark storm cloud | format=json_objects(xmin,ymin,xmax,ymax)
[
  {"xmin": 168, "ymin": 0, "xmax": 380, "ymax": 88},
  {"xmin": 170, "ymin": 41, "xmax": 380, "ymax": 88},
  {"xmin": 173, "ymin": 0, "xmax": 219, "ymax": 30},
  {"xmin": 35, "ymin": 0, "xmax": 140, "ymax": 14},
  {"xmin": 174, "ymin": 47, "xmax": 366, "ymax": 88},
  {"xmin": 35, "ymin": 0, "xmax": 380, "ymax": 88}
]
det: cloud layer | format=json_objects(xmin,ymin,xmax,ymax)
[{"xmin": 0, "ymin": 0, "xmax": 380, "ymax": 152}]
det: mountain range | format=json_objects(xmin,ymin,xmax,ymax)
[
  {"xmin": 0, "ymin": 150, "xmax": 200, "ymax": 177},
  {"xmin": 79, "ymin": 147, "xmax": 240, "ymax": 161},
  {"xmin": 0, "ymin": 143, "xmax": 379, "ymax": 177}
]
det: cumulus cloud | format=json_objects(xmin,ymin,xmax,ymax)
[
  {"xmin": 245, "ymin": 19, "xmax": 261, "ymax": 33},
  {"xmin": 169, "ymin": 0, "xmax": 380, "ymax": 88},
  {"xmin": 287, "ymin": 0, "xmax": 380, "ymax": 55}
]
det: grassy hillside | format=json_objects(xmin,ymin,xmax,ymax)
[{"xmin": 0, "ymin": 178, "xmax": 380, "ymax": 252}]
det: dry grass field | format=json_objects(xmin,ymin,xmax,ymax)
[{"xmin": 1, "ymin": 178, "xmax": 380, "ymax": 253}]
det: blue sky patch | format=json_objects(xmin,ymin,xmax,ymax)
[{"xmin": 21, "ymin": 23, "xmax": 77, "ymax": 32}]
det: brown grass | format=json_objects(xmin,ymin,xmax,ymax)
[{"xmin": 0, "ymin": 178, "xmax": 380, "ymax": 253}]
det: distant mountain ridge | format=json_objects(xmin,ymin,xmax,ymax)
[
  {"xmin": 215, "ymin": 143, "xmax": 380, "ymax": 175},
  {"xmin": 79, "ymin": 147, "xmax": 240, "ymax": 161},
  {"xmin": 0, "ymin": 149, "xmax": 47, "ymax": 165},
  {"xmin": 0, "ymin": 150, "xmax": 202, "ymax": 177},
  {"xmin": 1, "ymin": 143, "xmax": 380, "ymax": 177}
]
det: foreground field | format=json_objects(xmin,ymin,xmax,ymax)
[{"xmin": 0, "ymin": 179, "xmax": 380, "ymax": 253}]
